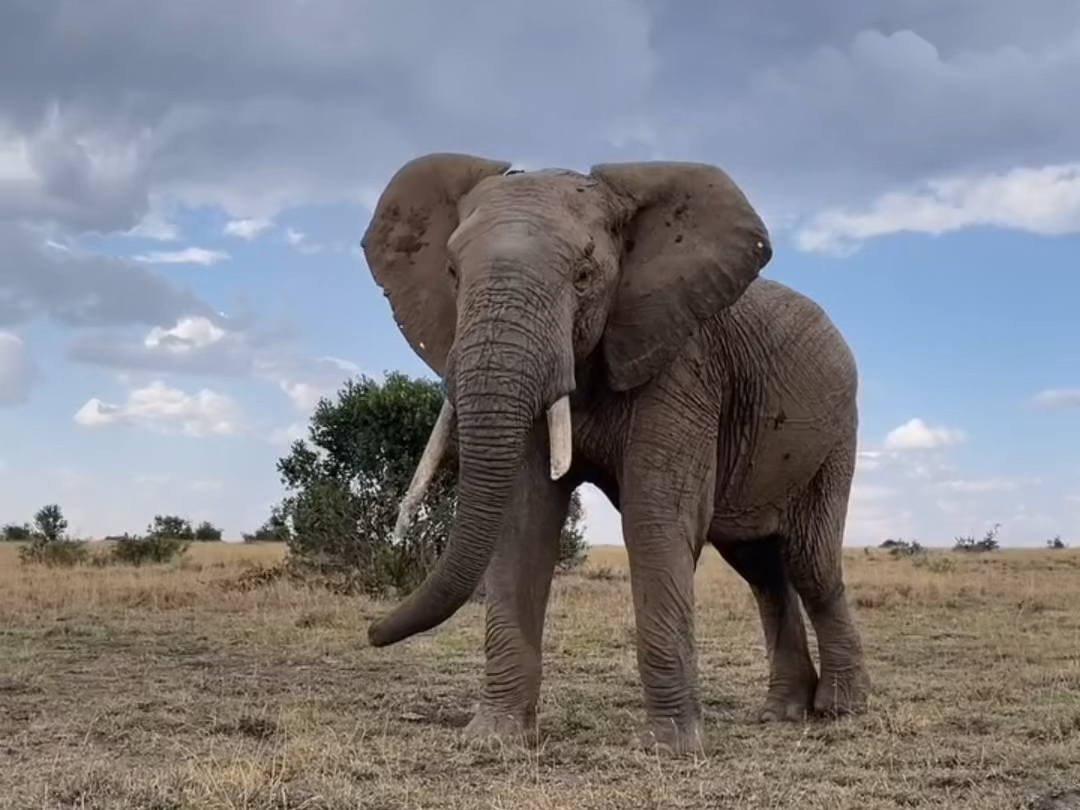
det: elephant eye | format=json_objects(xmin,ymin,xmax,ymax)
[
  {"xmin": 572, "ymin": 260, "xmax": 591, "ymax": 292},
  {"xmin": 446, "ymin": 262, "xmax": 458, "ymax": 283}
]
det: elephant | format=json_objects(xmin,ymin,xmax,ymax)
[{"xmin": 360, "ymin": 152, "xmax": 870, "ymax": 755}]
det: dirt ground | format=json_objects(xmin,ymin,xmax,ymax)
[{"xmin": 1, "ymin": 541, "xmax": 1079, "ymax": 809}]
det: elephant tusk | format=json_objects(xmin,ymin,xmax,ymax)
[
  {"xmin": 546, "ymin": 395, "xmax": 572, "ymax": 480},
  {"xmin": 391, "ymin": 399, "xmax": 453, "ymax": 544}
]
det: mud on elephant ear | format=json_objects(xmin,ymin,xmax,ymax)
[{"xmin": 590, "ymin": 161, "xmax": 774, "ymax": 392}]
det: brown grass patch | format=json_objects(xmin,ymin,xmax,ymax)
[{"xmin": 1, "ymin": 542, "xmax": 1078, "ymax": 808}]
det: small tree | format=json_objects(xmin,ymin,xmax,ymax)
[
  {"xmin": 148, "ymin": 515, "xmax": 195, "ymax": 540},
  {"xmin": 193, "ymin": 520, "xmax": 223, "ymax": 541},
  {"xmin": 273, "ymin": 371, "xmax": 588, "ymax": 596},
  {"xmin": 34, "ymin": 504, "xmax": 68, "ymax": 542},
  {"xmin": 19, "ymin": 504, "xmax": 88, "ymax": 567},
  {"xmin": 558, "ymin": 489, "xmax": 588, "ymax": 571}
]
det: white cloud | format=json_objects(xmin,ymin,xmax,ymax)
[
  {"xmin": 1031, "ymin": 388, "xmax": 1080, "ymax": 408},
  {"xmin": 73, "ymin": 381, "xmax": 243, "ymax": 437},
  {"xmin": 0, "ymin": 331, "xmax": 39, "ymax": 406},
  {"xmin": 133, "ymin": 247, "xmax": 230, "ymax": 266},
  {"xmin": 144, "ymin": 316, "xmax": 227, "ymax": 353},
  {"xmin": 224, "ymin": 218, "xmax": 272, "ymax": 240},
  {"xmin": 883, "ymin": 418, "xmax": 965, "ymax": 451},
  {"xmin": 798, "ymin": 162, "xmax": 1080, "ymax": 255}
]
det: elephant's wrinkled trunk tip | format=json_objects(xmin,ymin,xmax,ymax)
[
  {"xmin": 546, "ymin": 395, "xmax": 572, "ymax": 480},
  {"xmin": 389, "ymin": 399, "xmax": 454, "ymax": 544}
]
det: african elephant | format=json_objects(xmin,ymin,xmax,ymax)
[{"xmin": 360, "ymin": 152, "xmax": 869, "ymax": 755}]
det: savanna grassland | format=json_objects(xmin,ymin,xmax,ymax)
[{"xmin": 2, "ymin": 541, "xmax": 1079, "ymax": 809}]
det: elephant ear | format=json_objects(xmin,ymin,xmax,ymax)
[
  {"xmin": 361, "ymin": 152, "xmax": 512, "ymax": 376},
  {"xmin": 590, "ymin": 161, "xmax": 772, "ymax": 392}
]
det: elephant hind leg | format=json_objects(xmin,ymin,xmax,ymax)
[
  {"xmin": 713, "ymin": 534, "xmax": 817, "ymax": 722},
  {"xmin": 782, "ymin": 445, "xmax": 870, "ymax": 718}
]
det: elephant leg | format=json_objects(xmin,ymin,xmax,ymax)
[
  {"xmin": 714, "ymin": 536, "xmax": 818, "ymax": 722},
  {"xmin": 783, "ymin": 445, "xmax": 870, "ymax": 718},
  {"xmin": 462, "ymin": 430, "xmax": 572, "ymax": 747},
  {"xmin": 621, "ymin": 416, "xmax": 717, "ymax": 756}
]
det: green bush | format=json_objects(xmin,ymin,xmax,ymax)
[
  {"xmin": 273, "ymin": 371, "xmax": 589, "ymax": 597},
  {"xmin": 2, "ymin": 522, "xmax": 31, "ymax": 541},
  {"xmin": 193, "ymin": 520, "xmax": 223, "ymax": 541},
  {"xmin": 147, "ymin": 515, "xmax": 195, "ymax": 541},
  {"xmin": 109, "ymin": 533, "xmax": 191, "ymax": 566}
]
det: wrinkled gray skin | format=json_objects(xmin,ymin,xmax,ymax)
[{"xmin": 361, "ymin": 153, "xmax": 869, "ymax": 755}]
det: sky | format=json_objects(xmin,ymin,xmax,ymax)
[{"xmin": 0, "ymin": 1, "xmax": 1077, "ymax": 547}]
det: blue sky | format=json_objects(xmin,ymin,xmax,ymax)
[{"xmin": 0, "ymin": 1, "xmax": 1077, "ymax": 546}]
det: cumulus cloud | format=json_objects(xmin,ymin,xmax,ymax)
[
  {"xmin": 73, "ymin": 380, "xmax": 243, "ymax": 437},
  {"xmin": 1031, "ymin": 388, "xmax": 1080, "ymax": 408},
  {"xmin": 883, "ymin": 418, "xmax": 965, "ymax": 451},
  {"xmin": 1, "ymin": 3, "xmax": 1078, "ymax": 242},
  {"xmin": 0, "ymin": 331, "xmax": 39, "ymax": 406},
  {"xmin": 144, "ymin": 316, "xmax": 227, "ymax": 353},
  {"xmin": 69, "ymin": 316, "xmax": 361, "ymax": 412},
  {"xmin": 797, "ymin": 162, "xmax": 1080, "ymax": 254}
]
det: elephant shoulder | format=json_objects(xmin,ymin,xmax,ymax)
[{"xmin": 729, "ymin": 279, "xmax": 858, "ymax": 387}]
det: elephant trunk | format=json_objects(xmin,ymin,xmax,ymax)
[{"xmin": 367, "ymin": 291, "xmax": 572, "ymax": 648}]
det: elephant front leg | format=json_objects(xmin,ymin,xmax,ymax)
[
  {"xmin": 621, "ymin": 423, "xmax": 717, "ymax": 756},
  {"xmin": 462, "ymin": 432, "xmax": 572, "ymax": 748}
]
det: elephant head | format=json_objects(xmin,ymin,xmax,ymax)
[{"xmin": 361, "ymin": 152, "xmax": 771, "ymax": 647}]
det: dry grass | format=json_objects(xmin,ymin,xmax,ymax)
[{"xmin": 2, "ymin": 541, "xmax": 1079, "ymax": 809}]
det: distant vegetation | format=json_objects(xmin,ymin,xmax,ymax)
[
  {"xmin": 7, "ymin": 373, "xmax": 1072, "ymax": 582},
  {"xmin": 6, "ymin": 370, "xmax": 589, "ymax": 588}
]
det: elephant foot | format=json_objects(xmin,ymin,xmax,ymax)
[
  {"xmin": 637, "ymin": 715, "xmax": 705, "ymax": 757},
  {"xmin": 813, "ymin": 665, "xmax": 870, "ymax": 718},
  {"xmin": 757, "ymin": 676, "xmax": 817, "ymax": 723},
  {"xmin": 756, "ymin": 669, "xmax": 812, "ymax": 725},
  {"xmin": 462, "ymin": 706, "xmax": 538, "ymax": 749}
]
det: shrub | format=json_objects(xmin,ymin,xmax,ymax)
[
  {"xmin": 19, "ymin": 538, "xmax": 89, "ymax": 567},
  {"xmin": 147, "ymin": 515, "xmax": 195, "ymax": 541},
  {"xmin": 193, "ymin": 520, "xmax": 223, "ymax": 541},
  {"xmin": 109, "ymin": 533, "xmax": 191, "ymax": 566},
  {"xmin": 2, "ymin": 522, "xmax": 30, "ymax": 541},
  {"xmin": 880, "ymin": 538, "xmax": 925, "ymax": 558},
  {"xmin": 954, "ymin": 523, "xmax": 1000, "ymax": 553},
  {"xmin": 272, "ymin": 371, "xmax": 588, "ymax": 597}
]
